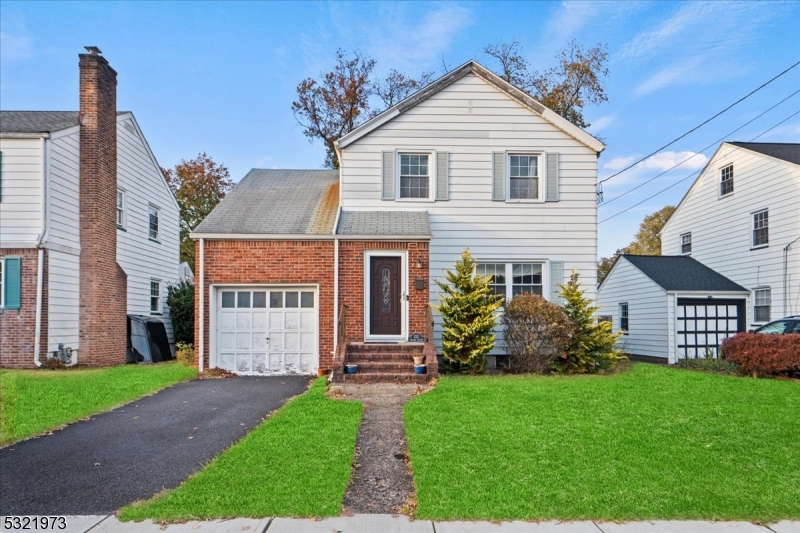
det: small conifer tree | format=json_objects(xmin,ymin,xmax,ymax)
[
  {"xmin": 434, "ymin": 249, "xmax": 504, "ymax": 374},
  {"xmin": 556, "ymin": 269, "xmax": 626, "ymax": 373}
]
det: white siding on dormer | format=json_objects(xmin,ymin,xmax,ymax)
[
  {"xmin": 661, "ymin": 144, "xmax": 800, "ymax": 323},
  {"xmin": 339, "ymin": 73, "xmax": 599, "ymax": 352},
  {"xmin": 597, "ymin": 258, "xmax": 669, "ymax": 359},
  {"xmin": 115, "ymin": 115, "xmax": 180, "ymax": 341},
  {"xmin": 0, "ymin": 138, "xmax": 43, "ymax": 247}
]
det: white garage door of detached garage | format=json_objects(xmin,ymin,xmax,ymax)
[{"xmin": 214, "ymin": 286, "xmax": 318, "ymax": 375}]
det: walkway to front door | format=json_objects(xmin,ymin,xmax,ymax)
[{"xmin": 369, "ymin": 256, "xmax": 402, "ymax": 337}]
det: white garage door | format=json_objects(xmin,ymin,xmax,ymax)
[
  {"xmin": 676, "ymin": 298, "xmax": 745, "ymax": 359},
  {"xmin": 215, "ymin": 287, "xmax": 318, "ymax": 375}
]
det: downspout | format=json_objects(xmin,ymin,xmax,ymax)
[
  {"xmin": 784, "ymin": 236, "xmax": 800, "ymax": 316},
  {"xmin": 332, "ymin": 206, "xmax": 342, "ymax": 353},
  {"xmin": 198, "ymin": 238, "xmax": 205, "ymax": 373},
  {"xmin": 34, "ymin": 135, "xmax": 51, "ymax": 368}
]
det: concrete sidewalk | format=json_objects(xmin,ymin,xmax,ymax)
[{"xmin": 1, "ymin": 515, "xmax": 798, "ymax": 533}]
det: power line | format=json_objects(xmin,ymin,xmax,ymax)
[
  {"xmin": 599, "ymin": 109, "xmax": 800, "ymax": 224},
  {"xmin": 595, "ymin": 58, "xmax": 800, "ymax": 202},
  {"xmin": 602, "ymin": 88, "xmax": 800, "ymax": 206}
]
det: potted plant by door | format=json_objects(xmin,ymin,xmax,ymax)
[
  {"xmin": 413, "ymin": 364, "xmax": 427, "ymax": 374},
  {"xmin": 413, "ymin": 354, "xmax": 425, "ymax": 366},
  {"xmin": 345, "ymin": 363, "xmax": 358, "ymax": 374}
]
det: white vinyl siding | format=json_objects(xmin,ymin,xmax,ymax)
[
  {"xmin": 46, "ymin": 129, "xmax": 81, "ymax": 251},
  {"xmin": 47, "ymin": 250, "xmax": 80, "ymax": 353},
  {"xmin": 0, "ymin": 138, "xmax": 43, "ymax": 247},
  {"xmin": 115, "ymin": 115, "xmax": 180, "ymax": 342},
  {"xmin": 662, "ymin": 143, "xmax": 800, "ymax": 323},
  {"xmin": 597, "ymin": 258, "xmax": 669, "ymax": 359},
  {"xmin": 338, "ymin": 73, "xmax": 598, "ymax": 353}
]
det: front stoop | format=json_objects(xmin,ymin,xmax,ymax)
[{"xmin": 332, "ymin": 342, "xmax": 438, "ymax": 383}]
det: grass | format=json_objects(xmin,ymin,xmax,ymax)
[
  {"xmin": 405, "ymin": 363, "xmax": 800, "ymax": 521},
  {"xmin": 120, "ymin": 378, "xmax": 362, "ymax": 520},
  {"xmin": 0, "ymin": 362, "xmax": 197, "ymax": 446}
]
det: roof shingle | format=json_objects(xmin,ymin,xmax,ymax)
[
  {"xmin": 622, "ymin": 255, "xmax": 748, "ymax": 292},
  {"xmin": 336, "ymin": 210, "xmax": 431, "ymax": 237},
  {"xmin": 729, "ymin": 142, "xmax": 800, "ymax": 165},
  {"xmin": 193, "ymin": 169, "xmax": 339, "ymax": 235}
]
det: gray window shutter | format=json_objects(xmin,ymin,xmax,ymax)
[
  {"xmin": 546, "ymin": 153, "xmax": 560, "ymax": 202},
  {"xmin": 4, "ymin": 258, "xmax": 21, "ymax": 310},
  {"xmin": 492, "ymin": 152, "xmax": 505, "ymax": 201},
  {"xmin": 436, "ymin": 151, "xmax": 449, "ymax": 201},
  {"xmin": 550, "ymin": 261, "xmax": 564, "ymax": 305},
  {"xmin": 381, "ymin": 151, "xmax": 394, "ymax": 200}
]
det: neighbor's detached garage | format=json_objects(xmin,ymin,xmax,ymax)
[{"xmin": 598, "ymin": 255, "xmax": 750, "ymax": 364}]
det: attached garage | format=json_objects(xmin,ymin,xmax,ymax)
[
  {"xmin": 213, "ymin": 286, "xmax": 319, "ymax": 375},
  {"xmin": 598, "ymin": 255, "xmax": 750, "ymax": 364}
]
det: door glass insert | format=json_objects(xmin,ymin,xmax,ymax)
[
  {"xmin": 270, "ymin": 292, "xmax": 283, "ymax": 308},
  {"xmin": 237, "ymin": 292, "xmax": 251, "ymax": 308},
  {"xmin": 381, "ymin": 268, "xmax": 390, "ymax": 313},
  {"xmin": 253, "ymin": 291, "xmax": 267, "ymax": 308},
  {"xmin": 286, "ymin": 291, "xmax": 299, "ymax": 308},
  {"xmin": 221, "ymin": 291, "xmax": 235, "ymax": 308},
  {"xmin": 301, "ymin": 291, "xmax": 314, "ymax": 308}
]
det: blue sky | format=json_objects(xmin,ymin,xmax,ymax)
[{"xmin": 2, "ymin": 1, "xmax": 799, "ymax": 257}]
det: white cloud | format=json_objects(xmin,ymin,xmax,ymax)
[
  {"xmin": 603, "ymin": 156, "xmax": 636, "ymax": 171},
  {"xmin": 587, "ymin": 114, "xmax": 616, "ymax": 134},
  {"xmin": 0, "ymin": 13, "xmax": 33, "ymax": 63},
  {"xmin": 600, "ymin": 150, "xmax": 708, "ymax": 189},
  {"xmin": 752, "ymin": 120, "xmax": 800, "ymax": 142},
  {"xmin": 638, "ymin": 150, "xmax": 708, "ymax": 172}
]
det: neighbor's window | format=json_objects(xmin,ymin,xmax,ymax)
[
  {"xmin": 509, "ymin": 154, "xmax": 540, "ymax": 200},
  {"xmin": 680, "ymin": 232, "xmax": 692, "ymax": 254},
  {"xmin": 148, "ymin": 205, "xmax": 160, "ymax": 241},
  {"xmin": 116, "ymin": 189, "xmax": 126, "ymax": 229},
  {"xmin": 752, "ymin": 209, "xmax": 768, "ymax": 247},
  {"xmin": 754, "ymin": 288, "xmax": 770, "ymax": 323},
  {"xmin": 476, "ymin": 263, "xmax": 506, "ymax": 297},
  {"xmin": 720, "ymin": 164, "xmax": 734, "ymax": 196},
  {"xmin": 620, "ymin": 302, "xmax": 629, "ymax": 333},
  {"xmin": 150, "ymin": 280, "xmax": 161, "ymax": 314},
  {"xmin": 399, "ymin": 153, "xmax": 429, "ymax": 199}
]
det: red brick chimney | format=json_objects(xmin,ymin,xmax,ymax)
[{"xmin": 78, "ymin": 47, "xmax": 128, "ymax": 365}]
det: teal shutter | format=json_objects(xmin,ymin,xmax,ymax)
[
  {"xmin": 492, "ymin": 152, "xmax": 505, "ymax": 201},
  {"xmin": 4, "ymin": 258, "xmax": 21, "ymax": 310}
]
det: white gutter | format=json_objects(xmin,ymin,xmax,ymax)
[
  {"xmin": 33, "ymin": 136, "xmax": 51, "ymax": 368},
  {"xmin": 190, "ymin": 233, "xmax": 431, "ymax": 241},
  {"xmin": 198, "ymin": 238, "xmax": 205, "ymax": 373},
  {"xmin": 331, "ymin": 207, "xmax": 342, "ymax": 353}
]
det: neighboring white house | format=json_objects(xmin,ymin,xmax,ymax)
[
  {"xmin": 598, "ymin": 255, "xmax": 749, "ymax": 363},
  {"xmin": 0, "ymin": 56, "xmax": 180, "ymax": 368},
  {"xmin": 661, "ymin": 142, "xmax": 800, "ymax": 327}
]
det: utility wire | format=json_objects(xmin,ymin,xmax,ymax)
[
  {"xmin": 595, "ymin": 58, "xmax": 800, "ymax": 202},
  {"xmin": 602, "ymin": 88, "xmax": 800, "ymax": 206},
  {"xmin": 599, "ymin": 109, "xmax": 800, "ymax": 224}
]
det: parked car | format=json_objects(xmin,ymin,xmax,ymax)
[{"xmin": 752, "ymin": 316, "xmax": 800, "ymax": 335}]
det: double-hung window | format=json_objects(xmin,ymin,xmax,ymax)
[
  {"xmin": 509, "ymin": 154, "xmax": 541, "ymax": 200},
  {"xmin": 475, "ymin": 263, "xmax": 544, "ymax": 302},
  {"xmin": 720, "ymin": 164, "xmax": 734, "ymax": 197},
  {"xmin": 399, "ymin": 154, "xmax": 429, "ymax": 199},
  {"xmin": 680, "ymin": 232, "xmax": 692, "ymax": 254},
  {"xmin": 148, "ymin": 205, "xmax": 160, "ymax": 241},
  {"xmin": 754, "ymin": 288, "xmax": 770, "ymax": 323},
  {"xmin": 150, "ymin": 280, "xmax": 161, "ymax": 314},
  {"xmin": 752, "ymin": 209, "xmax": 768, "ymax": 247},
  {"xmin": 116, "ymin": 189, "xmax": 126, "ymax": 229},
  {"xmin": 619, "ymin": 303, "xmax": 629, "ymax": 333}
]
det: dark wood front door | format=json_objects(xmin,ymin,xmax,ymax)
[{"xmin": 369, "ymin": 256, "xmax": 402, "ymax": 336}]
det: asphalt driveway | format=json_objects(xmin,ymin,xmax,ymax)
[{"xmin": 0, "ymin": 375, "xmax": 312, "ymax": 515}]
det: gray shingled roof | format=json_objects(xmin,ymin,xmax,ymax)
[
  {"xmin": 336, "ymin": 210, "xmax": 431, "ymax": 237},
  {"xmin": 622, "ymin": 255, "xmax": 748, "ymax": 292},
  {"xmin": 0, "ymin": 111, "xmax": 130, "ymax": 133},
  {"xmin": 729, "ymin": 142, "xmax": 799, "ymax": 165},
  {"xmin": 194, "ymin": 169, "xmax": 339, "ymax": 235}
]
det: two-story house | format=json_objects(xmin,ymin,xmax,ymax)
[
  {"xmin": 598, "ymin": 142, "xmax": 799, "ymax": 363},
  {"xmin": 0, "ymin": 48, "xmax": 180, "ymax": 368},
  {"xmin": 191, "ymin": 60, "xmax": 604, "ymax": 380}
]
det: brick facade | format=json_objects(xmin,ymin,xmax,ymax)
[
  {"xmin": 195, "ymin": 239, "xmax": 430, "ymax": 373},
  {"xmin": 78, "ymin": 51, "xmax": 128, "ymax": 366},
  {"xmin": 0, "ymin": 249, "xmax": 48, "ymax": 368}
]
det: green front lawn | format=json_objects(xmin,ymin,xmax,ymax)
[
  {"xmin": 0, "ymin": 362, "xmax": 197, "ymax": 446},
  {"xmin": 120, "ymin": 378, "xmax": 362, "ymax": 520},
  {"xmin": 405, "ymin": 364, "xmax": 800, "ymax": 521}
]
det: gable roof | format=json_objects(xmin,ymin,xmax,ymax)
[
  {"xmin": 0, "ymin": 110, "xmax": 127, "ymax": 134},
  {"xmin": 620, "ymin": 255, "xmax": 747, "ymax": 292},
  {"xmin": 335, "ymin": 60, "xmax": 604, "ymax": 153},
  {"xmin": 336, "ymin": 210, "xmax": 431, "ymax": 237},
  {"xmin": 728, "ymin": 142, "xmax": 800, "ymax": 165},
  {"xmin": 193, "ymin": 169, "xmax": 339, "ymax": 236}
]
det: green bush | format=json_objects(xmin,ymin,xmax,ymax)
[
  {"xmin": 167, "ymin": 280, "xmax": 195, "ymax": 345},
  {"xmin": 434, "ymin": 249, "xmax": 504, "ymax": 374},
  {"xmin": 555, "ymin": 270, "xmax": 626, "ymax": 374},
  {"xmin": 501, "ymin": 293, "xmax": 573, "ymax": 373}
]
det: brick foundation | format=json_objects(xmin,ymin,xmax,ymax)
[{"xmin": 0, "ymin": 249, "xmax": 48, "ymax": 368}]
